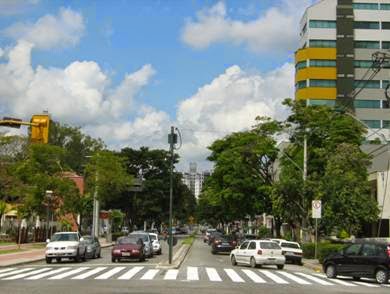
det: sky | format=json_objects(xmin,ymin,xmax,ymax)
[{"xmin": 0, "ymin": 0, "xmax": 313, "ymax": 171}]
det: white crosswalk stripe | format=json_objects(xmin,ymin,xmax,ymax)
[
  {"xmin": 295, "ymin": 272, "xmax": 334, "ymax": 286},
  {"xmin": 117, "ymin": 266, "xmax": 144, "ymax": 280},
  {"xmin": 3, "ymin": 268, "xmax": 52, "ymax": 280},
  {"xmin": 26, "ymin": 267, "xmax": 71, "ymax": 280},
  {"xmin": 241, "ymin": 269, "xmax": 266, "ymax": 283},
  {"xmin": 72, "ymin": 267, "xmax": 107, "ymax": 280},
  {"xmin": 49, "ymin": 267, "xmax": 89, "ymax": 280},
  {"xmin": 0, "ymin": 268, "xmax": 15, "ymax": 274},
  {"xmin": 0, "ymin": 268, "xmax": 34, "ymax": 278},
  {"xmin": 206, "ymin": 268, "xmax": 222, "ymax": 282},
  {"xmin": 278, "ymin": 271, "xmax": 311, "ymax": 285},
  {"xmin": 258, "ymin": 270, "xmax": 289, "ymax": 284},
  {"xmin": 224, "ymin": 269, "xmax": 244, "ymax": 283},
  {"xmin": 140, "ymin": 269, "xmax": 159, "ymax": 280},
  {"xmin": 313, "ymin": 274, "xmax": 356, "ymax": 286},
  {"xmin": 95, "ymin": 267, "xmax": 126, "ymax": 280},
  {"xmin": 164, "ymin": 269, "xmax": 179, "ymax": 280},
  {"xmin": 187, "ymin": 266, "xmax": 199, "ymax": 281},
  {"xmin": 353, "ymin": 281, "xmax": 380, "ymax": 288}
]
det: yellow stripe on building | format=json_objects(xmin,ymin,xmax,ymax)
[
  {"xmin": 295, "ymin": 67, "xmax": 336, "ymax": 82},
  {"xmin": 296, "ymin": 88, "xmax": 337, "ymax": 100},
  {"xmin": 295, "ymin": 48, "xmax": 336, "ymax": 63}
]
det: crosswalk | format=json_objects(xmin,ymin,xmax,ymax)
[{"xmin": 0, "ymin": 265, "xmax": 384, "ymax": 288}]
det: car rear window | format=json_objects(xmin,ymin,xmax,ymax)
[
  {"xmin": 260, "ymin": 242, "xmax": 281, "ymax": 249},
  {"xmin": 131, "ymin": 234, "xmax": 149, "ymax": 242},
  {"xmin": 51, "ymin": 233, "xmax": 78, "ymax": 242},
  {"xmin": 281, "ymin": 242, "xmax": 300, "ymax": 249},
  {"xmin": 118, "ymin": 237, "xmax": 140, "ymax": 245}
]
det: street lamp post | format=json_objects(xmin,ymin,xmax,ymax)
[
  {"xmin": 168, "ymin": 126, "xmax": 177, "ymax": 264},
  {"xmin": 45, "ymin": 190, "xmax": 53, "ymax": 240}
]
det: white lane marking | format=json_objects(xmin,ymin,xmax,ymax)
[
  {"xmin": 164, "ymin": 269, "xmax": 179, "ymax": 280},
  {"xmin": 95, "ymin": 267, "xmax": 126, "ymax": 280},
  {"xmin": 278, "ymin": 271, "xmax": 312, "ymax": 285},
  {"xmin": 0, "ymin": 268, "xmax": 15, "ymax": 274},
  {"xmin": 206, "ymin": 268, "xmax": 222, "ymax": 282},
  {"xmin": 296, "ymin": 272, "xmax": 334, "ymax": 285},
  {"xmin": 0, "ymin": 268, "xmax": 34, "ymax": 278},
  {"xmin": 117, "ymin": 266, "xmax": 144, "ymax": 280},
  {"xmin": 224, "ymin": 269, "xmax": 245, "ymax": 283},
  {"xmin": 26, "ymin": 267, "xmax": 71, "ymax": 280},
  {"xmin": 3, "ymin": 268, "xmax": 51, "ymax": 280},
  {"xmin": 140, "ymin": 269, "xmax": 159, "ymax": 280},
  {"xmin": 241, "ymin": 269, "xmax": 266, "ymax": 283},
  {"xmin": 72, "ymin": 267, "xmax": 107, "ymax": 279},
  {"xmin": 187, "ymin": 266, "xmax": 199, "ymax": 281},
  {"xmin": 353, "ymin": 281, "xmax": 380, "ymax": 288},
  {"xmin": 314, "ymin": 274, "xmax": 356, "ymax": 286},
  {"xmin": 49, "ymin": 267, "xmax": 89, "ymax": 280},
  {"xmin": 258, "ymin": 270, "xmax": 289, "ymax": 284}
]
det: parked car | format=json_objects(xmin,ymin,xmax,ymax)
[
  {"xmin": 230, "ymin": 239, "xmax": 285, "ymax": 269},
  {"xmin": 203, "ymin": 228, "xmax": 216, "ymax": 243},
  {"xmin": 129, "ymin": 231, "xmax": 154, "ymax": 258},
  {"xmin": 112, "ymin": 236, "xmax": 145, "ymax": 262},
  {"xmin": 208, "ymin": 231, "xmax": 223, "ymax": 245},
  {"xmin": 149, "ymin": 232, "xmax": 162, "ymax": 255},
  {"xmin": 45, "ymin": 232, "xmax": 87, "ymax": 264},
  {"xmin": 278, "ymin": 241, "xmax": 303, "ymax": 265},
  {"xmin": 83, "ymin": 236, "xmax": 101, "ymax": 259},
  {"xmin": 211, "ymin": 235, "xmax": 237, "ymax": 254},
  {"xmin": 323, "ymin": 240, "xmax": 390, "ymax": 284}
]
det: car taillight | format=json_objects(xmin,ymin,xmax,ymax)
[
  {"xmin": 215, "ymin": 240, "xmax": 221, "ymax": 244},
  {"xmin": 386, "ymin": 246, "xmax": 390, "ymax": 257},
  {"xmin": 232, "ymin": 241, "xmax": 236, "ymax": 245},
  {"xmin": 132, "ymin": 249, "xmax": 139, "ymax": 253},
  {"xmin": 295, "ymin": 252, "xmax": 303, "ymax": 256},
  {"xmin": 257, "ymin": 250, "xmax": 262, "ymax": 255}
]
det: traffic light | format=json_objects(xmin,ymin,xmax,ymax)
[
  {"xmin": 0, "ymin": 117, "xmax": 22, "ymax": 128},
  {"xmin": 30, "ymin": 114, "xmax": 50, "ymax": 144}
]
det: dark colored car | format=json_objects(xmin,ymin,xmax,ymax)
[
  {"xmin": 208, "ymin": 231, "xmax": 223, "ymax": 245},
  {"xmin": 112, "ymin": 236, "xmax": 145, "ymax": 262},
  {"xmin": 211, "ymin": 235, "xmax": 237, "ymax": 254},
  {"xmin": 83, "ymin": 236, "xmax": 101, "ymax": 259},
  {"xmin": 323, "ymin": 241, "xmax": 390, "ymax": 284}
]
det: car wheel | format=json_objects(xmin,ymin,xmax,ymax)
[
  {"xmin": 82, "ymin": 250, "xmax": 87, "ymax": 261},
  {"xmin": 353, "ymin": 276, "xmax": 360, "ymax": 281},
  {"xmin": 111, "ymin": 257, "xmax": 116, "ymax": 263},
  {"xmin": 75, "ymin": 250, "xmax": 81, "ymax": 262},
  {"xmin": 93, "ymin": 249, "xmax": 97, "ymax": 259},
  {"xmin": 375, "ymin": 268, "xmax": 389, "ymax": 284},
  {"xmin": 211, "ymin": 250, "xmax": 216, "ymax": 255},
  {"xmin": 56, "ymin": 258, "xmax": 61, "ymax": 263},
  {"xmin": 97, "ymin": 249, "xmax": 101, "ymax": 258},
  {"xmin": 45, "ymin": 257, "xmax": 52, "ymax": 264},
  {"xmin": 231, "ymin": 255, "xmax": 237, "ymax": 266},
  {"xmin": 250, "ymin": 257, "xmax": 257, "ymax": 268},
  {"xmin": 277, "ymin": 264, "xmax": 284, "ymax": 270},
  {"xmin": 325, "ymin": 264, "xmax": 337, "ymax": 278}
]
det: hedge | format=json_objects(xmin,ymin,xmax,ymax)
[{"xmin": 302, "ymin": 242, "xmax": 345, "ymax": 263}]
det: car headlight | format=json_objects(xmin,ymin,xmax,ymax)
[
  {"xmin": 67, "ymin": 245, "xmax": 78, "ymax": 250},
  {"xmin": 113, "ymin": 249, "xmax": 121, "ymax": 254}
]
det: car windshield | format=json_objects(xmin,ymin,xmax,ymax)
[
  {"xmin": 260, "ymin": 242, "xmax": 281, "ymax": 249},
  {"xmin": 281, "ymin": 242, "xmax": 300, "ymax": 249},
  {"xmin": 51, "ymin": 233, "xmax": 78, "ymax": 242},
  {"xmin": 118, "ymin": 237, "xmax": 140, "ymax": 245},
  {"xmin": 83, "ymin": 237, "xmax": 93, "ymax": 244},
  {"xmin": 131, "ymin": 234, "xmax": 149, "ymax": 242},
  {"xmin": 150, "ymin": 235, "xmax": 157, "ymax": 241}
]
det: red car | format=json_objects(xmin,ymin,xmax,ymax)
[{"xmin": 112, "ymin": 236, "xmax": 145, "ymax": 262}]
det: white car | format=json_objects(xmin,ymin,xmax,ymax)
[
  {"xmin": 149, "ymin": 233, "xmax": 162, "ymax": 255},
  {"xmin": 279, "ymin": 241, "xmax": 303, "ymax": 265},
  {"xmin": 230, "ymin": 240, "xmax": 285, "ymax": 269},
  {"xmin": 45, "ymin": 232, "xmax": 87, "ymax": 264}
]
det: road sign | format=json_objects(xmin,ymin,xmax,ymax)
[{"xmin": 312, "ymin": 200, "xmax": 321, "ymax": 219}]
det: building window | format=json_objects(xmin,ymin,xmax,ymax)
[
  {"xmin": 382, "ymin": 22, "xmax": 390, "ymax": 30},
  {"xmin": 309, "ymin": 60, "xmax": 336, "ymax": 67},
  {"xmin": 382, "ymin": 80, "xmax": 390, "ymax": 89},
  {"xmin": 354, "ymin": 60, "xmax": 374, "ymax": 68},
  {"xmin": 296, "ymin": 61, "xmax": 307, "ymax": 70},
  {"xmin": 354, "ymin": 21, "xmax": 380, "ymax": 29},
  {"xmin": 296, "ymin": 80, "xmax": 307, "ymax": 89},
  {"xmin": 309, "ymin": 20, "xmax": 336, "ymax": 29},
  {"xmin": 308, "ymin": 99, "xmax": 336, "ymax": 106},
  {"xmin": 309, "ymin": 40, "xmax": 336, "ymax": 48},
  {"xmin": 383, "ymin": 41, "xmax": 390, "ymax": 49},
  {"xmin": 354, "ymin": 100, "xmax": 381, "ymax": 108},
  {"xmin": 309, "ymin": 79, "xmax": 336, "ymax": 87},
  {"xmin": 355, "ymin": 41, "xmax": 380, "ymax": 49},
  {"xmin": 362, "ymin": 120, "xmax": 381, "ymax": 128},
  {"xmin": 381, "ymin": 3, "xmax": 390, "ymax": 10},
  {"xmin": 354, "ymin": 80, "xmax": 381, "ymax": 89},
  {"xmin": 383, "ymin": 121, "xmax": 390, "ymax": 129},
  {"xmin": 353, "ymin": 3, "xmax": 379, "ymax": 10}
]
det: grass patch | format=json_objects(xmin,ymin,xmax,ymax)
[
  {"xmin": 0, "ymin": 248, "xmax": 26, "ymax": 255},
  {"xmin": 0, "ymin": 241, "xmax": 15, "ymax": 246},
  {"xmin": 28, "ymin": 243, "xmax": 46, "ymax": 249},
  {"xmin": 182, "ymin": 236, "xmax": 194, "ymax": 245}
]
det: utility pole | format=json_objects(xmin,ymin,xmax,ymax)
[
  {"xmin": 92, "ymin": 166, "xmax": 99, "ymax": 238},
  {"xmin": 168, "ymin": 126, "xmax": 177, "ymax": 264}
]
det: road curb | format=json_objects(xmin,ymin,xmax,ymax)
[
  {"xmin": 302, "ymin": 260, "xmax": 323, "ymax": 273},
  {"xmin": 157, "ymin": 243, "xmax": 192, "ymax": 269}
]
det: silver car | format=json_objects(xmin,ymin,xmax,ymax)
[{"xmin": 129, "ymin": 231, "xmax": 154, "ymax": 258}]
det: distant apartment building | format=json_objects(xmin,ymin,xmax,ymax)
[
  {"xmin": 181, "ymin": 163, "xmax": 211, "ymax": 199},
  {"xmin": 296, "ymin": 0, "xmax": 390, "ymax": 139}
]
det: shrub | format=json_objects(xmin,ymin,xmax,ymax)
[
  {"xmin": 337, "ymin": 229, "xmax": 349, "ymax": 239},
  {"xmin": 302, "ymin": 242, "xmax": 345, "ymax": 263},
  {"xmin": 302, "ymin": 243, "xmax": 315, "ymax": 259}
]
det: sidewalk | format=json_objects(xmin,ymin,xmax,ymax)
[
  {"xmin": 0, "ymin": 238, "xmax": 113, "ymax": 267},
  {"xmin": 302, "ymin": 258, "xmax": 323, "ymax": 272}
]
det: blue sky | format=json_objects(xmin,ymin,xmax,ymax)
[{"xmin": 0, "ymin": 0, "xmax": 311, "ymax": 170}]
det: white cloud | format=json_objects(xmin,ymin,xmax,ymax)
[
  {"xmin": 0, "ymin": 0, "xmax": 40, "ymax": 16},
  {"xmin": 3, "ymin": 7, "xmax": 85, "ymax": 49},
  {"xmin": 181, "ymin": 0, "xmax": 312, "ymax": 53}
]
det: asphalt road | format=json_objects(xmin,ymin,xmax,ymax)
[{"xmin": 0, "ymin": 236, "xmax": 389, "ymax": 294}]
